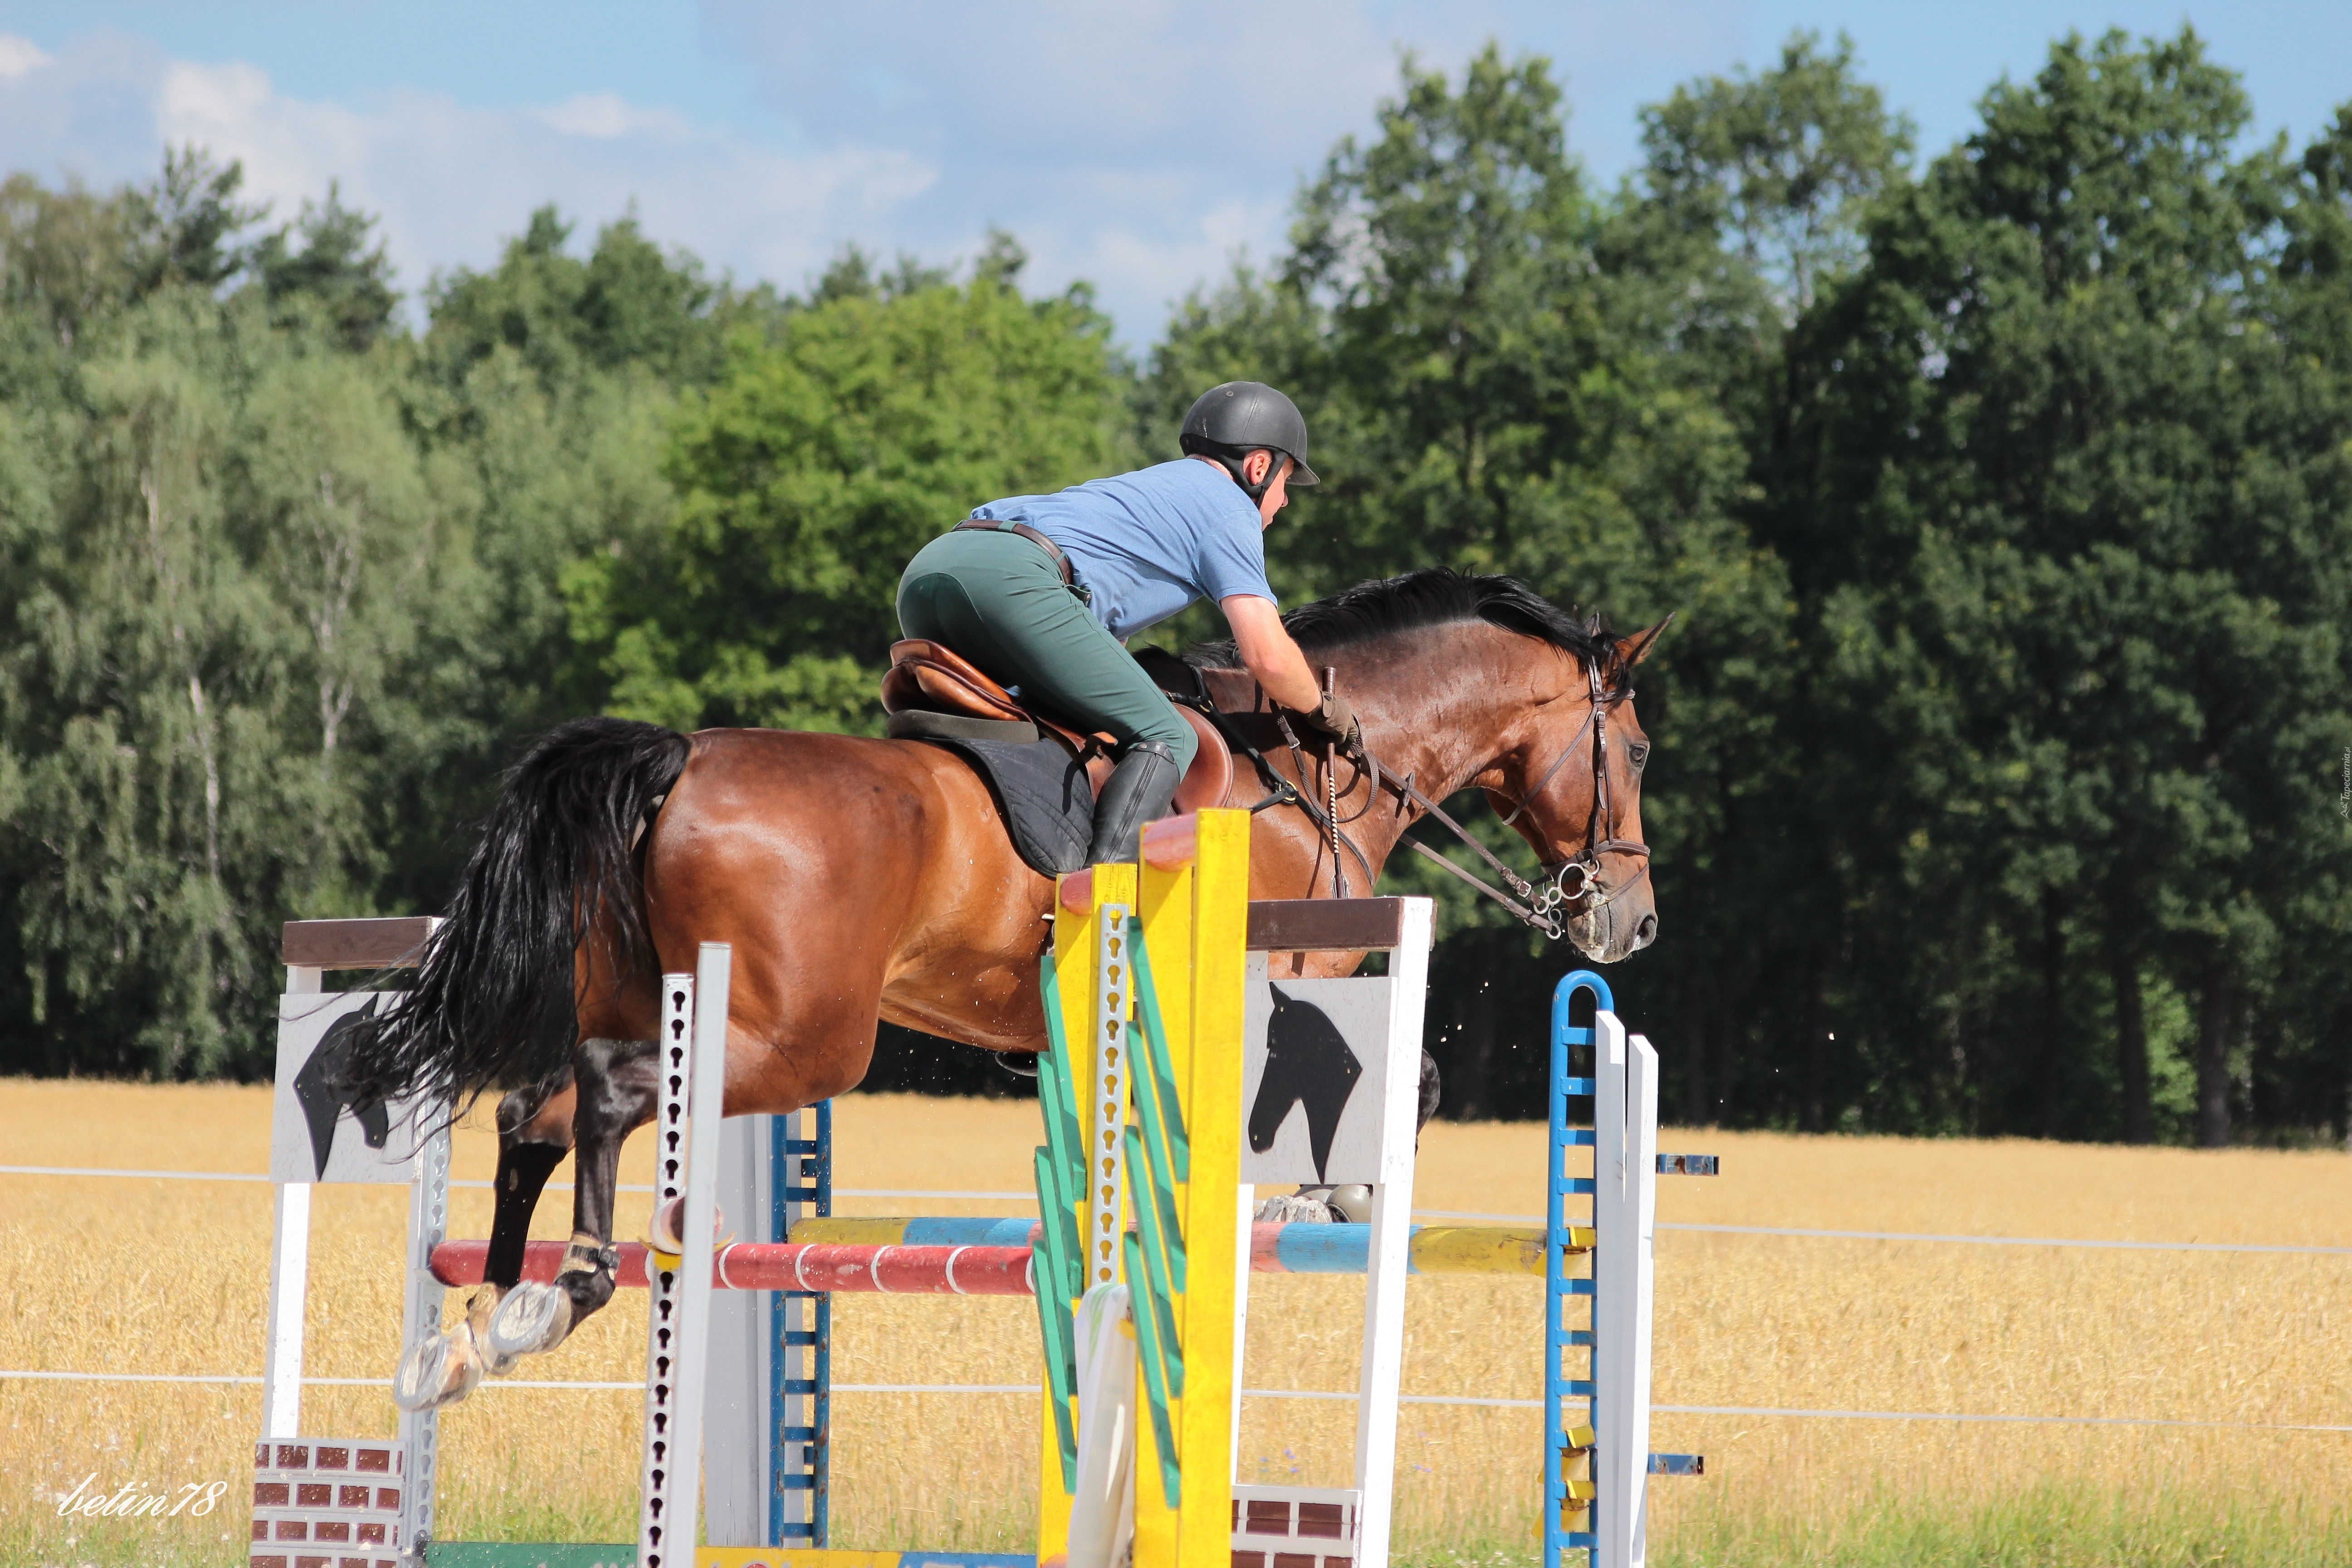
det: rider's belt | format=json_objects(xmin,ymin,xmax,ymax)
[{"xmin": 953, "ymin": 518, "xmax": 1090, "ymax": 603}]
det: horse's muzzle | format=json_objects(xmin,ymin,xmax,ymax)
[{"xmin": 1550, "ymin": 860, "xmax": 1658, "ymax": 963}]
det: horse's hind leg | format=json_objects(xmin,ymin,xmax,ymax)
[
  {"xmin": 393, "ymin": 1069, "xmax": 578, "ymax": 1411},
  {"xmin": 488, "ymin": 1037, "xmax": 659, "ymax": 1361},
  {"xmin": 468, "ymin": 1074, "xmax": 577, "ymax": 1370},
  {"xmin": 484, "ymin": 1072, "xmax": 577, "ymax": 1290}
]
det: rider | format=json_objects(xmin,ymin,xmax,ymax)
[{"xmin": 897, "ymin": 380, "xmax": 1359, "ymax": 864}]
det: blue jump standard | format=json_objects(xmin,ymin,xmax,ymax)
[{"xmin": 1545, "ymin": 970, "xmax": 1708, "ymax": 1565}]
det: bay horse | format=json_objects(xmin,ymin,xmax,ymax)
[{"xmin": 346, "ymin": 569, "xmax": 1667, "ymax": 1408}]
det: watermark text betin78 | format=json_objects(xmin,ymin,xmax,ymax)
[{"xmin": 54, "ymin": 1473, "xmax": 229, "ymax": 1520}]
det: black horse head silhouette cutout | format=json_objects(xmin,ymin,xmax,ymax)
[
  {"xmin": 1248, "ymin": 983, "xmax": 1363, "ymax": 1182},
  {"xmin": 294, "ymin": 998, "xmax": 392, "ymax": 1180}
]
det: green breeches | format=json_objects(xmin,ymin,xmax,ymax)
[{"xmin": 896, "ymin": 529, "xmax": 1199, "ymax": 770}]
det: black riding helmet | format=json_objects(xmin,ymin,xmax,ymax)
[{"xmin": 1180, "ymin": 381, "xmax": 1319, "ymax": 500}]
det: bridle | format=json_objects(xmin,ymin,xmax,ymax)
[
  {"xmin": 1207, "ymin": 652, "xmax": 1649, "ymax": 942},
  {"xmin": 1494, "ymin": 654, "xmax": 1652, "ymax": 929}
]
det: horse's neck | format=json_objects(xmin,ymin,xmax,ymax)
[{"xmin": 1345, "ymin": 625, "xmax": 1531, "ymax": 804}]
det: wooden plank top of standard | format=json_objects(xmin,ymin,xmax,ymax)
[
  {"xmin": 1245, "ymin": 897, "xmax": 1425, "ymax": 953},
  {"xmin": 281, "ymin": 916, "xmax": 439, "ymax": 970}
]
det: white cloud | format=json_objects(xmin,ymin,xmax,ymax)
[
  {"xmin": 147, "ymin": 59, "xmax": 935, "ymax": 299},
  {"xmin": 709, "ymin": 0, "xmax": 1478, "ymax": 166},
  {"xmin": 694, "ymin": 0, "xmax": 1543, "ymax": 335},
  {"xmin": 1050, "ymin": 190, "xmax": 1291, "ymax": 329},
  {"xmin": 0, "ymin": 33, "xmax": 52, "ymax": 79},
  {"xmin": 0, "ymin": 34, "xmax": 934, "ymax": 318},
  {"xmin": 532, "ymin": 93, "xmax": 692, "ymax": 142},
  {"xmin": 0, "ymin": 9, "xmax": 1446, "ymax": 339},
  {"xmin": 0, "ymin": 4, "xmax": 1754, "ymax": 342},
  {"xmin": 0, "ymin": 30, "xmax": 178, "ymax": 187},
  {"xmin": 702, "ymin": 3, "xmax": 1472, "ymax": 278}
]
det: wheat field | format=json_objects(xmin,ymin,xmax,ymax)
[{"xmin": 6, "ymin": 1079, "xmax": 2352, "ymax": 1567}]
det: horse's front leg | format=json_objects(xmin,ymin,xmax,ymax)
[
  {"xmin": 393, "ymin": 1070, "xmax": 577, "ymax": 1410},
  {"xmin": 487, "ymin": 1036, "xmax": 659, "ymax": 1361}
]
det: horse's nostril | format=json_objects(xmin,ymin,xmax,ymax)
[{"xmin": 1635, "ymin": 913, "xmax": 1658, "ymax": 946}]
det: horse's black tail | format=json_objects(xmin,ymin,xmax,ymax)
[{"xmin": 342, "ymin": 717, "xmax": 691, "ymax": 1109}]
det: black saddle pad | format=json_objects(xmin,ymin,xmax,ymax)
[{"xmin": 915, "ymin": 736, "xmax": 1093, "ymax": 876}]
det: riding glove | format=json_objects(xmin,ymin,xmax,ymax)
[{"xmin": 1297, "ymin": 691, "xmax": 1361, "ymax": 752}]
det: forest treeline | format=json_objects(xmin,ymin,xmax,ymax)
[{"xmin": 2, "ymin": 29, "xmax": 2346, "ymax": 1146}]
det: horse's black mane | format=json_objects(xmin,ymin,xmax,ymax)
[{"xmin": 1187, "ymin": 568, "xmax": 1619, "ymax": 681}]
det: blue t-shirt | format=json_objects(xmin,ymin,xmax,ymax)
[{"xmin": 972, "ymin": 458, "xmax": 1275, "ymax": 640}]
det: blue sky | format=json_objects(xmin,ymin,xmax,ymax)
[{"xmin": 1, "ymin": 2, "xmax": 2343, "ymax": 343}]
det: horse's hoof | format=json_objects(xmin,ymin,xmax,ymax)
[
  {"xmin": 1252, "ymin": 1193, "xmax": 1338, "ymax": 1224},
  {"xmin": 487, "ymin": 1280, "xmax": 574, "ymax": 1359},
  {"xmin": 647, "ymin": 1195, "xmax": 727, "ymax": 1254},
  {"xmin": 393, "ymin": 1327, "xmax": 484, "ymax": 1411},
  {"xmin": 467, "ymin": 1288, "xmax": 520, "ymax": 1377}
]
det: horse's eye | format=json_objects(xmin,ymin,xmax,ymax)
[{"xmin": 1627, "ymin": 743, "xmax": 1650, "ymax": 770}]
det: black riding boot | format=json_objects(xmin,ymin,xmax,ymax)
[{"xmin": 1085, "ymin": 740, "xmax": 1182, "ymax": 865}]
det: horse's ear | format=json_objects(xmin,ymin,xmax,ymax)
[{"xmin": 1613, "ymin": 612, "xmax": 1676, "ymax": 674}]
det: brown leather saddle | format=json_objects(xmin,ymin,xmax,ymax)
[{"xmin": 881, "ymin": 638, "xmax": 1234, "ymax": 813}]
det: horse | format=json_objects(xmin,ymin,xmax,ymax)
[{"xmin": 346, "ymin": 569, "xmax": 1668, "ymax": 1408}]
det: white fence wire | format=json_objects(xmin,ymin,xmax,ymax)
[
  {"xmin": 10, "ymin": 1163, "xmax": 2347, "ymax": 1432},
  {"xmin": 16, "ymin": 1166, "xmax": 2349, "ymax": 1255},
  {"xmin": 7, "ymin": 1370, "xmax": 2349, "ymax": 1435}
]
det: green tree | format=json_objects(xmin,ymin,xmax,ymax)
[
  {"xmin": 236, "ymin": 350, "xmax": 432, "ymax": 877},
  {"xmin": 1601, "ymin": 34, "xmax": 1918, "ymax": 1128},
  {"xmin": 1787, "ymin": 29, "xmax": 2352, "ymax": 1142},
  {"xmin": 5, "ymin": 292, "xmax": 304, "ymax": 1075},
  {"xmin": 424, "ymin": 205, "xmax": 773, "ymax": 396},
  {"xmin": 0, "ymin": 145, "xmax": 259, "ymax": 382},
  {"xmin": 0, "ymin": 169, "xmax": 531, "ymax": 1078},
  {"xmin": 381, "ymin": 208, "xmax": 756, "ymax": 909},
  {"xmin": 1282, "ymin": 46, "xmax": 1603, "ymax": 584},
  {"xmin": 250, "ymin": 182, "xmax": 400, "ymax": 350},
  {"xmin": 422, "ymin": 205, "xmax": 587, "ymax": 389},
  {"xmin": 125, "ymin": 144, "xmax": 263, "ymax": 295},
  {"xmin": 1638, "ymin": 32, "xmax": 1914, "ymax": 317}
]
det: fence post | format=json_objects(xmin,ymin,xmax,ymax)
[
  {"xmin": 637, "ymin": 944, "xmax": 730, "ymax": 1568},
  {"xmin": 261, "ymin": 965, "xmax": 321, "ymax": 1442},
  {"xmin": 396, "ymin": 1117, "xmax": 450, "ymax": 1557},
  {"xmin": 704, "ymin": 1112, "xmax": 772, "ymax": 1546},
  {"xmin": 1592, "ymin": 1009, "xmax": 1657, "ymax": 1568},
  {"xmin": 1351, "ymin": 895, "xmax": 1432, "ymax": 1568}
]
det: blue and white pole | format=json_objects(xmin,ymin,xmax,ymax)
[
  {"xmin": 771, "ymin": 1101, "xmax": 833, "ymax": 1546},
  {"xmin": 1547, "ymin": 970, "xmax": 1674, "ymax": 1568},
  {"xmin": 1544, "ymin": 970, "xmax": 1610, "ymax": 1568}
]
